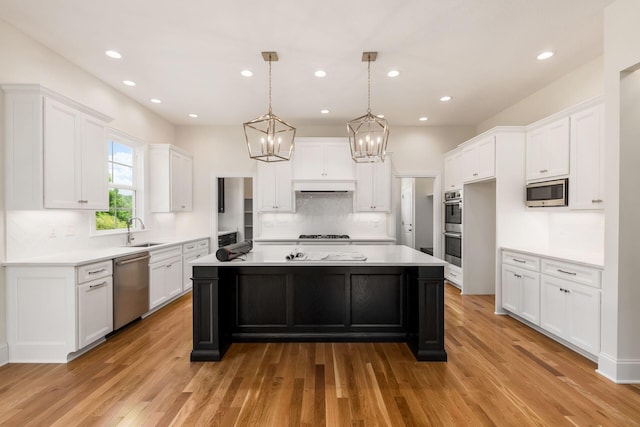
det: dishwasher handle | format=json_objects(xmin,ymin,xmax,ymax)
[{"xmin": 115, "ymin": 254, "xmax": 151, "ymax": 266}]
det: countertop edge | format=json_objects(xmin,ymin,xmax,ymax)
[
  {"xmin": 3, "ymin": 236, "xmax": 211, "ymax": 267},
  {"xmin": 500, "ymin": 247, "xmax": 604, "ymax": 269}
]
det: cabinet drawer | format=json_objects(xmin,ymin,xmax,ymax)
[
  {"xmin": 541, "ymin": 259, "xmax": 601, "ymax": 289},
  {"xmin": 150, "ymin": 246, "xmax": 182, "ymax": 264},
  {"xmin": 182, "ymin": 241, "xmax": 198, "ymax": 254},
  {"xmin": 77, "ymin": 260, "xmax": 113, "ymax": 283},
  {"xmin": 197, "ymin": 239, "xmax": 209, "ymax": 250},
  {"xmin": 445, "ymin": 264, "xmax": 463, "ymax": 286},
  {"xmin": 502, "ymin": 251, "xmax": 540, "ymax": 272}
]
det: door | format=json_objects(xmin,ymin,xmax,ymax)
[{"xmin": 400, "ymin": 178, "xmax": 414, "ymax": 248}]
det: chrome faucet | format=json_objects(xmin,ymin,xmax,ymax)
[{"xmin": 126, "ymin": 217, "xmax": 146, "ymax": 245}]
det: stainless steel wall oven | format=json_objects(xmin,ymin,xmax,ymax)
[{"xmin": 443, "ymin": 190, "xmax": 462, "ymax": 267}]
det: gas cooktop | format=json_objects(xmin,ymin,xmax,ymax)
[{"xmin": 299, "ymin": 234, "xmax": 350, "ymax": 239}]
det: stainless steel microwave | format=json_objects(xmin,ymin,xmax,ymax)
[{"xmin": 526, "ymin": 178, "xmax": 568, "ymax": 207}]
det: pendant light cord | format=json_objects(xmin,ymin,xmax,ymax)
[
  {"xmin": 367, "ymin": 55, "xmax": 371, "ymax": 113},
  {"xmin": 268, "ymin": 54, "xmax": 273, "ymax": 114}
]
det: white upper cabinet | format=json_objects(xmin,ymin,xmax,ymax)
[
  {"xmin": 3, "ymin": 84, "xmax": 112, "ymax": 210},
  {"xmin": 44, "ymin": 98, "xmax": 109, "ymax": 209},
  {"xmin": 462, "ymin": 136, "xmax": 495, "ymax": 183},
  {"xmin": 444, "ymin": 150, "xmax": 463, "ymax": 190},
  {"xmin": 149, "ymin": 144, "xmax": 193, "ymax": 212},
  {"xmin": 570, "ymin": 104, "xmax": 605, "ymax": 210},
  {"xmin": 257, "ymin": 160, "xmax": 293, "ymax": 212},
  {"xmin": 526, "ymin": 117, "xmax": 570, "ymax": 181},
  {"xmin": 355, "ymin": 157, "xmax": 391, "ymax": 212},
  {"xmin": 293, "ymin": 138, "xmax": 355, "ymax": 181}
]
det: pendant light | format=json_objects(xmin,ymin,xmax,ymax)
[
  {"xmin": 243, "ymin": 51, "xmax": 296, "ymax": 162},
  {"xmin": 347, "ymin": 52, "xmax": 389, "ymax": 163}
]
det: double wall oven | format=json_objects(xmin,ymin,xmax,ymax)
[{"xmin": 443, "ymin": 190, "xmax": 462, "ymax": 267}]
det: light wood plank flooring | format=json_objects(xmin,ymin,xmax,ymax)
[{"xmin": 1, "ymin": 284, "xmax": 639, "ymax": 426}]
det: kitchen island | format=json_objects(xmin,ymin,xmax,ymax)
[{"xmin": 189, "ymin": 245, "xmax": 447, "ymax": 362}]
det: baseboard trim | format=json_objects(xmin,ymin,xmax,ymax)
[
  {"xmin": 0, "ymin": 343, "xmax": 8, "ymax": 367},
  {"xmin": 597, "ymin": 352, "xmax": 640, "ymax": 384}
]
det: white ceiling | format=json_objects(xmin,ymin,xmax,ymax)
[{"xmin": 0, "ymin": 0, "xmax": 613, "ymax": 127}]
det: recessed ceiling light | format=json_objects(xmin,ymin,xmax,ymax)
[
  {"xmin": 188, "ymin": 113, "xmax": 198, "ymax": 118},
  {"xmin": 314, "ymin": 70, "xmax": 327, "ymax": 78},
  {"xmin": 105, "ymin": 50, "xmax": 122, "ymax": 59},
  {"xmin": 537, "ymin": 51, "xmax": 555, "ymax": 60},
  {"xmin": 419, "ymin": 117, "xmax": 429, "ymax": 121},
  {"xmin": 150, "ymin": 98, "xmax": 162, "ymax": 104},
  {"xmin": 387, "ymin": 70, "xmax": 400, "ymax": 78},
  {"xmin": 440, "ymin": 96, "xmax": 452, "ymax": 102},
  {"xmin": 122, "ymin": 80, "xmax": 136, "ymax": 87},
  {"xmin": 377, "ymin": 114, "xmax": 385, "ymax": 118},
  {"xmin": 320, "ymin": 109, "xmax": 330, "ymax": 114},
  {"xmin": 241, "ymin": 70, "xmax": 253, "ymax": 77}
]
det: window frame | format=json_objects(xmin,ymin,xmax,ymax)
[{"xmin": 91, "ymin": 129, "xmax": 146, "ymax": 236}]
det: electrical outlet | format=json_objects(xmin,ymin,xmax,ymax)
[{"xmin": 48, "ymin": 226, "xmax": 57, "ymax": 238}]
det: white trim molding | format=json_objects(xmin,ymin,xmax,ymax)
[
  {"xmin": 597, "ymin": 352, "xmax": 640, "ymax": 384},
  {"xmin": 0, "ymin": 343, "xmax": 8, "ymax": 367}
]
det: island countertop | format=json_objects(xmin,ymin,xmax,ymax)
[{"xmin": 191, "ymin": 244, "xmax": 447, "ymax": 268}]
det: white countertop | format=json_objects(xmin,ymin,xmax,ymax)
[
  {"xmin": 501, "ymin": 246, "xmax": 604, "ymax": 269},
  {"xmin": 3, "ymin": 236, "xmax": 210, "ymax": 267},
  {"xmin": 192, "ymin": 244, "xmax": 446, "ymax": 267},
  {"xmin": 217, "ymin": 230, "xmax": 237, "ymax": 236},
  {"xmin": 253, "ymin": 236, "xmax": 396, "ymax": 243}
]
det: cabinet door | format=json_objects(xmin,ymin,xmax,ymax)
[
  {"xmin": 170, "ymin": 151, "xmax": 192, "ymax": 211},
  {"xmin": 80, "ymin": 116, "xmax": 109, "ymax": 210},
  {"xmin": 540, "ymin": 276, "xmax": 568, "ymax": 337},
  {"xmin": 520, "ymin": 270, "xmax": 540, "ymax": 325},
  {"xmin": 258, "ymin": 161, "xmax": 292, "ymax": 212},
  {"xmin": 44, "ymin": 98, "xmax": 82, "ymax": 208},
  {"xmin": 165, "ymin": 257, "xmax": 183, "ymax": 299},
  {"xmin": 78, "ymin": 277, "xmax": 113, "ymax": 348},
  {"xmin": 570, "ymin": 105, "xmax": 604, "ymax": 209},
  {"xmin": 501, "ymin": 265, "xmax": 521, "ymax": 313},
  {"xmin": 293, "ymin": 142, "xmax": 324, "ymax": 179},
  {"xmin": 372, "ymin": 161, "xmax": 391, "ymax": 211},
  {"xmin": 183, "ymin": 253, "xmax": 197, "ymax": 291},
  {"xmin": 526, "ymin": 118, "xmax": 570, "ymax": 181},
  {"xmin": 444, "ymin": 151, "xmax": 463, "ymax": 190},
  {"xmin": 149, "ymin": 262, "xmax": 168, "ymax": 309},
  {"xmin": 475, "ymin": 137, "xmax": 495, "ymax": 180},
  {"xmin": 355, "ymin": 163, "xmax": 374, "ymax": 211},
  {"xmin": 567, "ymin": 283, "xmax": 601, "ymax": 354},
  {"xmin": 324, "ymin": 142, "xmax": 354, "ymax": 180}
]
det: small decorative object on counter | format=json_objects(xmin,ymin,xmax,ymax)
[
  {"xmin": 215, "ymin": 240, "xmax": 253, "ymax": 261},
  {"xmin": 286, "ymin": 248, "xmax": 307, "ymax": 260}
]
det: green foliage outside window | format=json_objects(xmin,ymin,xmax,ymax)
[{"xmin": 95, "ymin": 188, "xmax": 134, "ymax": 230}]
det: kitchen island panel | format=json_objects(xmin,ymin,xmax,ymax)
[{"xmin": 191, "ymin": 252, "xmax": 447, "ymax": 362}]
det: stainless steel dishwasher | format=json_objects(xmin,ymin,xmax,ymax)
[{"xmin": 113, "ymin": 252, "xmax": 150, "ymax": 330}]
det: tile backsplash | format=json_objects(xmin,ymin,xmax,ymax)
[{"xmin": 258, "ymin": 192, "xmax": 389, "ymax": 238}]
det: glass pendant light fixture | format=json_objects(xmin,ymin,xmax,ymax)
[
  {"xmin": 243, "ymin": 51, "xmax": 296, "ymax": 162},
  {"xmin": 347, "ymin": 52, "xmax": 389, "ymax": 163}
]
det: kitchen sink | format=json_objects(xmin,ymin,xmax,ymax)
[{"xmin": 129, "ymin": 242, "xmax": 164, "ymax": 247}]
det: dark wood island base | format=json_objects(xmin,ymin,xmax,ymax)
[{"xmin": 190, "ymin": 264, "xmax": 447, "ymax": 362}]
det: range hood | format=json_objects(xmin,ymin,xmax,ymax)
[{"xmin": 293, "ymin": 180, "xmax": 356, "ymax": 192}]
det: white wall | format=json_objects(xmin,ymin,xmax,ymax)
[
  {"xmin": 600, "ymin": 0, "xmax": 640, "ymax": 383},
  {"xmin": 414, "ymin": 178, "xmax": 435, "ymax": 251},
  {"xmin": 477, "ymin": 57, "xmax": 604, "ymax": 133},
  {"xmin": 0, "ymin": 89, "xmax": 6, "ymax": 361}
]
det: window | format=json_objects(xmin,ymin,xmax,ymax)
[{"xmin": 95, "ymin": 139, "xmax": 137, "ymax": 231}]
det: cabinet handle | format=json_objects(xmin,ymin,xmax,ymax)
[
  {"xmin": 186, "ymin": 245, "xmax": 195, "ymax": 250},
  {"xmin": 591, "ymin": 199, "xmax": 603, "ymax": 204},
  {"xmin": 450, "ymin": 272, "xmax": 457, "ymax": 277},
  {"xmin": 557, "ymin": 269, "xmax": 577, "ymax": 276},
  {"xmin": 89, "ymin": 281, "xmax": 108, "ymax": 290},
  {"xmin": 512, "ymin": 258, "xmax": 526, "ymax": 263},
  {"xmin": 78, "ymin": 200, "xmax": 88, "ymax": 204},
  {"xmin": 88, "ymin": 267, "xmax": 107, "ymax": 275},
  {"xmin": 559, "ymin": 288, "xmax": 570, "ymax": 293},
  {"xmin": 166, "ymin": 264, "xmax": 172, "ymax": 268},
  {"xmin": 450, "ymin": 184, "xmax": 455, "ymax": 188},
  {"xmin": 181, "ymin": 205, "xmax": 186, "ymax": 209},
  {"xmin": 473, "ymin": 173, "xmax": 478, "ymax": 176},
  {"xmin": 539, "ymin": 169, "xmax": 548, "ymax": 173}
]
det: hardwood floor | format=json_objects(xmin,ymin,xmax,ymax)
[{"xmin": 1, "ymin": 284, "xmax": 639, "ymax": 426}]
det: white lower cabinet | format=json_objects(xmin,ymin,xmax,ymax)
[
  {"xmin": 183, "ymin": 239, "xmax": 210, "ymax": 291},
  {"xmin": 500, "ymin": 249, "xmax": 601, "ymax": 357},
  {"xmin": 149, "ymin": 246, "xmax": 184, "ymax": 310},
  {"xmin": 540, "ymin": 275, "xmax": 601, "ymax": 355},
  {"xmin": 445, "ymin": 264, "xmax": 463, "ymax": 288},
  {"xmin": 78, "ymin": 276, "xmax": 113, "ymax": 348},
  {"xmin": 501, "ymin": 264, "xmax": 540, "ymax": 325}
]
